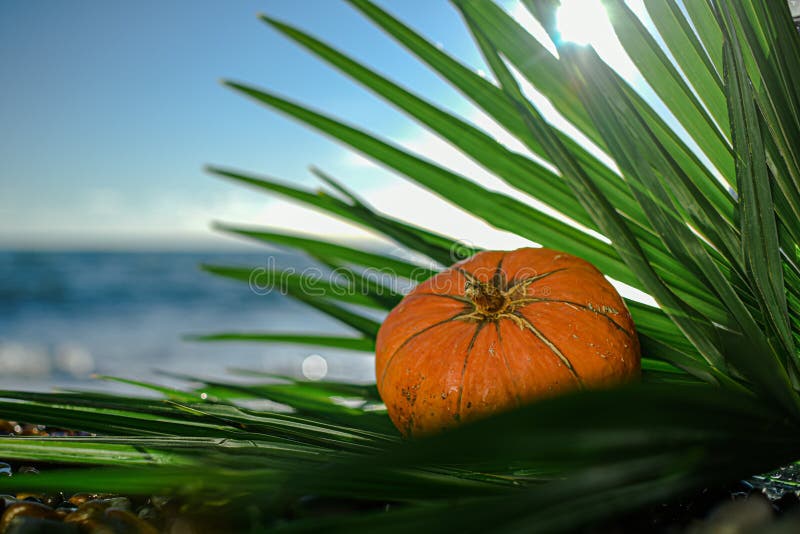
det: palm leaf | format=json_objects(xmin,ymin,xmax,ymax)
[
  {"xmin": 188, "ymin": 332, "xmax": 375, "ymax": 351},
  {"xmin": 214, "ymin": 223, "xmax": 436, "ymax": 281}
]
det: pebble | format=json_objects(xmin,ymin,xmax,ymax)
[
  {"xmin": 136, "ymin": 505, "xmax": 161, "ymax": 523},
  {"xmin": 149, "ymin": 495, "xmax": 171, "ymax": 509},
  {"xmin": 99, "ymin": 497, "xmax": 132, "ymax": 511},
  {"xmin": 0, "ymin": 495, "xmax": 16, "ymax": 515},
  {"xmin": 168, "ymin": 517, "xmax": 199, "ymax": 534},
  {"xmin": 0, "ymin": 502, "xmax": 60, "ymax": 532},
  {"xmin": 773, "ymin": 492, "xmax": 800, "ymax": 514},
  {"xmin": 74, "ymin": 518, "xmax": 115, "ymax": 534},
  {"xmin": 61, "ymin": 503, "xmax": 159, "ymax": 534},
  {"xmin": 106, "ymin": 508, "xmax": 160, "ymax": 534},
  {"xmin": 67, "ymin": 493, "xmax": 109, "ymax": 506},
  {"xmin": 0, "ymin": 420, "xmax": 88, "ymax": 438},
  {"xmin": 54, "ymin": 504, "xmax": 78, "ymax": 517},
  {"xmin": 688, "ymin": 494, "xmax": 773, "ymax": 533},
  {"xmin": 42, "ymin": 494, "xmax": 65, "ymax": 508},
  {"xmin": 14, "ymin": 495, "xmax": 43, "ymax": 503},
  {"xmin": 4, "ymin": 516, "xmax": 79, "ymax": 534},
  {"xmin": 149, "ymin": 495, "xmax": 180, "ymax": 517},
  {"xmin": 63, "ymin": 502, "xmax": 106, "ymax": 525}
]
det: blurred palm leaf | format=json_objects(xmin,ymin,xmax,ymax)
[{"xmin": 3, "ymin": 0, "xmax": 800, "ymax": 531}]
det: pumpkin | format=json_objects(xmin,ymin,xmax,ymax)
[{"xmin": 375, "ymin": 248, "xmax": 640, "ymax": 437}]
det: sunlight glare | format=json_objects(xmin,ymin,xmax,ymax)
[
  {"xmin": 556, "ymin": 0, "xmax": 609, "ymax": 46},
  {"xmin": 507, "ymin": 0, "xmax": 639, "ymax": 83},
  {"xmin": 555, "ymin": 0, "xmax": 638, "ymax": 82}
]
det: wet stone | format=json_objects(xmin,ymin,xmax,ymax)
[
  {"xmin": 0, "ymin": 421, "xmax": 17, "ymax": 435},
  {"xmin": 0, "ymin": 502, "xmax": 60, "ymax": 532},
  {"xmin": 42, "ymin": 493, "xmax": 65, "ymax": 508},
  {"xmin": 67, "ymin": 493, "xmax": 110, "ymax": 506},
  {"xmin": 148, "ymin": 495, "xmax": 180, "ymax": 516},
  {"xmin": 774, "ymin": 492, "xmax": 800, "ymax": 514},
  {"xmin": 0, "ymin": 463, "xmax": 11, "ymax": 477},
  {"xmin": 76, "ymin": 518, "xmax": 116, "ymax": 534},
  {"xmin": 64, "ymin": 502, "xmax": 106, "ymax": 525},
  {"xmin": 55, "ymin": 503, "xmax": 76, "ymax": 511},
  {"xmin": 0, "ymin": 495, "xmax": 16, "ymax": 512},
  {"xmin": 15, "ymin": 494, "xmax": 45, "ymax": 505},
  {"xmin": 20, "ymin": 425, "xmax": 48, "ymax": 437},
  {"xmin": 106, "ymin": 508, "xmax": 160, "ymax": 534},
  {"xmin": 4, "ymin": 516, "xmax": 80, "ymax": 534},
  {"xmin": 54, "ymin": 504, "xmax": 78, "ymax": 518},
  {"xmin": 167, "ymin": 518, "xmax": 199, "ymax": 534},
  {"xmin": 67, "ymin": 493, "xmax": 90, "ymax": 506},
  {"xmin": 136, "ymin": 505, "xmax": 164, "ymax": 530},
  {"xmin": 99, "ymin": 497, "xmax": 132, "ymax": 511},
  {"xmin": 694, "ymin": 494, "xmax": 774, "ymax": 533},
  {"xmin": 148, "ymin": 495, "xmax": 171, "ymax": 509}
]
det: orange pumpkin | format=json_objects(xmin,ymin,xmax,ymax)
[{"xmin": 376, "ymin": 248, "xmax": 640, "ymax": 437}]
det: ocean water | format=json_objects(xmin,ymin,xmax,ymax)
[{"xmin": 0, "ymin": 251, "xmax": 378, "ymax": 392}]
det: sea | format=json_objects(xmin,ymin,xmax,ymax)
[{"xmin": 0, "ymin": 251, "xmax": 379, "ymax": 393}]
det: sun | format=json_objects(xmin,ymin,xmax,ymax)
[
  {"xmin": 556, "ymin": 0, "xmax": 612, "ymax": 46},
  {"xmin": 554, "ymin": 0, "xmax": 640, "ymax": 83},
  {"xmin": 506, "ymin": 0, "xmax": 639, "ymax": 82}
]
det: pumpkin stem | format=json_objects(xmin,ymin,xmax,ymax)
[{"xmin": 464, "ymin": 280, "xmax": 510, "ymax": 317}]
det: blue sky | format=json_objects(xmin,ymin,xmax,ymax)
[
  {"xmin": 1, "ymin": 1, "xmax": 492, "ymax": 249},
  {"xmin": 2, "ymin": 0, "xmax": 687, "ymax": 255}
]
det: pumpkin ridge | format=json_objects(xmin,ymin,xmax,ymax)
[
  {"xmin": 491, "ymin": 254, "xmax": 507, "ymax": 288},
  {"xmin": 413, "ymin": 292, "xmax": 471, "ymax": 304},
  {"xmin": 495, "ymin": 321, "xmax": 523, "ymax": 407},
  {"xmin": 504, "ymin": 268, "xmax": 567, "ymax": 293},
  {"xmin": 455, "ymin": 266, "xmax": 479, "ymax": 285},
  {"xmin": 454, "ymin": 322, "xmax": 486, "ymax": 423},
  {"xmin": 378, "ymin": 310, "xmax": 470, "ymax": 389},
  {"xmin": 510, "ymin": 311, "xmax": 583, "ymax": 387},
  {"xmin": 516, "ymin": 298, "xmax": 635, "ymax": 338}
]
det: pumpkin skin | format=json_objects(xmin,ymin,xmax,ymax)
[{"xmin": 375, "ymin": 248, "xmax": 640, "ymax": 437}]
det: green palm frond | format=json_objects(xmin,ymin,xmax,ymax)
[{"xmin": 4, "ymin": 0, "xmax": 800, "ymax": 531}]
